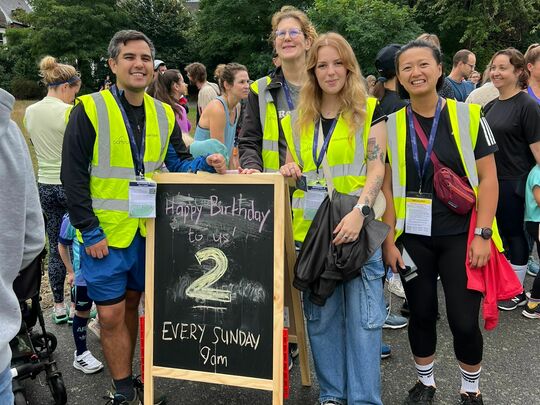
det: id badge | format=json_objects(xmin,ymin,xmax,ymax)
[
  {"xmin": 405, "ymin": 192, "xmax": 432, "ymax": 236},
  {"xmin": 128, "ymin": 180, "xmax": 157, "ymax": 218},
  {"xmin": 304, "ymin": 183, "xmax": 327, "ymax": 220}
]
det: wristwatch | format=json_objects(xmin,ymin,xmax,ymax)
[
  {"xmin": 474, "ymin": 227, "xmax": 493, "ymax": 240},
  {"xmin": 354, "ymin": 204, "xmax": 371, "ymax": 218}
]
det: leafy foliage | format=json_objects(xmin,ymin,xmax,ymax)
[{"xmin": 309, "ymin": 0, "xmax": 423, "ymax": 75}]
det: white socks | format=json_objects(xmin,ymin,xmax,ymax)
[
  {"xmin": 415, "ymin": 361, "xmax": 435, "ymax": 387},
  {"xmin": 511, "ymin": 264, "xmax": 527, "ymax": 286},
  {"xmin": 460, "ymin": 365, "xmax": 481, "ymax": 393}
]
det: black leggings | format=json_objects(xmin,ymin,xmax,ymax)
[
  {"xmin": 525, "ymin": 222, "xmax": 540, "ymax": 298},
  {"xmin": 497, "ymin": 180, "xmax": 529, "ymax": 265},
  {"xmin": 401, "ymin": 233, "xmax": 483, "ymax": 365}
]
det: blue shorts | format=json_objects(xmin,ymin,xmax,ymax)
[
  {"xmin": 70, "ymin": 285, "xmax": 93, "ymax": 311},
  {"xmin": 80, "ymin": 232, "xmax": 145, "ymax": 305}
]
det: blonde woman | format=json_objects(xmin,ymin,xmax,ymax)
[
  {"xmin": 24, "ymin": 56, "xmax": 81, "ymax": 324},
  {"xmin": 280, "ymin": 32, "xmax": 387, "ymax": 405}
]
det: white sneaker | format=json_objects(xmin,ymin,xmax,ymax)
[
  {"xmin": 387, "ymin": 275, "xmax": 406, "ymax": 299},
  {"xmin": 73, "ymin": 350, "xmax": 104, "ymax": 374},
  {"xmin": 87, "ymin": 318, "xmax": 101, "ymax": 338}
]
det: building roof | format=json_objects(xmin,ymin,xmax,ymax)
[{"xmin": 0, "ymin": 0, "xmax": 32, "ymax": 27}]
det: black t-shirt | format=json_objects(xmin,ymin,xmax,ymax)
[
  {"xmin": 379, "ymin": 89, "xmax": 407, "ymax": 116},
  {"xmin": 404, "ymin": 104, "xmax": 498, "ymax": 236},
  {"xmin": 484, "ymin": 91, "xmax": 540, "ymax": 180}
]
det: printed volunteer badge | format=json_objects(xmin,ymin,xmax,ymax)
[{"xmin": 129, "ymin": 180, "xmax": 157, "ymax": 218}]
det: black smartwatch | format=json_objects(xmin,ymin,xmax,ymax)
[
  {"xmin": 354, "ymin": 204, "xmax": 371, "ymax": 218},
  {"xmin": 474, "ymin": 227, "xmax": 493, "ymax": 240}
]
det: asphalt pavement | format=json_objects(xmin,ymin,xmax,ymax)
[{"xmin": 18, "ymin": 274, "xmax": 540, "ymax": 405}]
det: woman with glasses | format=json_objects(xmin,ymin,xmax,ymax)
[
  {"xmin": 24, "ymin": 56, "xmax": 81, "ymax": 324},
  {"xmin": 383, "ymin": 40, "xmax": 499, "ymax": 404},
  {"xmin": 238, "ymin": 5, "xmax": 317, "ymax": 173},
  {"xmin": 484, "ymin": 48, "xmax": 540, "ymax": 310},
  {"xmin": 280, "ymin": 32, "xmax": 387, "ymax": 405}
]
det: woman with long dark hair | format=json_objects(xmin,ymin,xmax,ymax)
[{"xmin": 383, "ymin": 40, "xmax": 500, "ymax": 404}]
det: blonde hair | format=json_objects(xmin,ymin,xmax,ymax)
[
  {"xmin": 270, "ymin": 5, "xmax": 317, "ymax": 45},
  {"xmin": 39, "ymin": 56, "xmax": 80, "ymax": 87},
  {"xmin": 296, "ymin": 32, "xmax": 367, "ymax": 139}
]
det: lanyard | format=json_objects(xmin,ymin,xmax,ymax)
[
  {"xmin": 110, "ymin": 85, "xmax": 146, "ymax": 177},
  {"xmin": 407, "ymin": 97, "xmax": 442, "ymax": 192},
  {"xmin": 313, "ymin": 116, "xmax": 338, "ymax": 173},
  {"xmin": 282, "ymin": 81, "xmax": 295, "ymax": 111}
]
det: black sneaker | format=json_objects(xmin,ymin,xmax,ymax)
[
  {"xmin": 133, "ymin": 375, "xmax": 166, "ymax": 404},
  {"xmin": 403, "ymin": 381, "xmax": 436, "ymax": 404},
  {"xmin": 522, "ymin": 301, "xmax": 540, "ymax": 319},
  {"xmin": 103, "ymin": 390, "xmax": 140, "ymax": 405},
  {"xmin": 460, "ymin": 392, "xmax": 483, "ymax": 404},
  {"xmin": 497, "ymin": 292, "xmax": 527, "ymax": 311}
]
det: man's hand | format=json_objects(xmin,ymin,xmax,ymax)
[
  {"xmin": 85, "ymin": 238, "xmax": 109, "ymax": 259},
  {"xmin": 206, "ymin": 153, "xmax": 227, "ymax": 174}
]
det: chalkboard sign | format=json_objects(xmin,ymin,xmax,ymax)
[{"xmin": 145, "ymin": 173, "xmax": 285, "ymax": 403}]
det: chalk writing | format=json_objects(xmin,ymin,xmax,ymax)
[{"xmin": 186, "ymin": 247, "xmax": 232, "ymax": 303}]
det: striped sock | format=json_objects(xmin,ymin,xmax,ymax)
[
  {"xmin": 415, "ymin": 361, "xmax": 435, "ymax": 387},
  {"xmin": 460, "ymin": 366, "xmax": 481, "ymax": 393}
]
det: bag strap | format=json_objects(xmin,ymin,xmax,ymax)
[{"xmin": 412, "ymin": 113, "xmax": 442, "ymax": 170}]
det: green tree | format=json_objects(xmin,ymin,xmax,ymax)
[
  {"xmin": 119, "ymin": 0, "xmax": 194, "ymax": 71},
  {"xmin": 191, "ymin": 0, "xmax": 312, "ymax": 79},
  {"xmin": 308, "ymin": 0, "xmax": 423, "ymax": 75},
  {"xmin": 6, "ymin": 0, "xmax": 127, "ymax": 92},
  {"xmin": 410, "ymin": 0, "xmax": 540, "ymax": 70}
]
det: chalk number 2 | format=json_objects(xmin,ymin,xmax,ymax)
[{"xmin": 186, "ymin": 247, "xmax": 232, "ymax": 303}]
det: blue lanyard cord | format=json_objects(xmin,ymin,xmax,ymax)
[
  {"xmin": 110, "ymin": 85, "xmax": 146, "ymax": 177},
  {"xmin": 282, "ymin": 81, "xmax": 296, "ymax": 111},
  {"xmin": 407, "ymin": 97, "xmax": 442, "ymax": 192},
  {"xmin": 313, "ymin": 116, "xmax": 338, "ymax": 172}
]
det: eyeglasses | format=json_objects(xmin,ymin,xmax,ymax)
[{"xmin": 275, "ymin": 28, "xmax": 303, "ymax": 40}]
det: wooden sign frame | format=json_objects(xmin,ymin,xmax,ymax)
[{"xmin": 145, "ymin": 172, "xmax": 291, "ymax": 404}]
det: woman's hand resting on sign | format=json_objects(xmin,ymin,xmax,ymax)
[
  {"xmin": 238, "ymin": 167, "xmax": 261, "ymax": 174},
  {"xmin": 279, "ymin": 162, "xmax": 302, "ymax": 180},
  {"xmin": 333, "ymin": 208, "xmax": 364, "ymax": 245},
  {"xmin": 206, "ymin": 153, "xmax": 227, "ymax": 174}
]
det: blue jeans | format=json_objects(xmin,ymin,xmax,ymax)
[
  {"xmin": 303, "ymin": 248, "xmax": 386, "ymax": 405},
  {"xmin": 0, "ymin": 366, "xmax": 13, "ymax": 405}
]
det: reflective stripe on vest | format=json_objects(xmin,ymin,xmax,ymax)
[
  {"xmin": 283, "ymin": 97, "xmax": 378, "ymax": 242},
  {"xmin": 77, "ymin": 90, "xmax": 174, "ymax": 247},
  {"xmin": 252, "ymin": 77, "xmax": 280, "ymax": 172},
  {"xmin": 387, "ymin": 99, "xmax": 503, "ymax": 251}
]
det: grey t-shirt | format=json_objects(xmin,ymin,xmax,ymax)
[{"xmin": 275, "ymin": 81, "xmax": 300, "ymax": 165}]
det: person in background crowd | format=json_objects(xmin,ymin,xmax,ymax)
[
  {"xmin": 153, "ymin": 59, "xmax": 167, "ymax": 80},
  {"xmin": 465, "ymin": 66, "xmax": 499, "ymax": 107},
  {"xmin": 469, "ymin": 70, "xmax": 481, "ymax": 88},
  {"xmin": 185, "ymin": 62, "xmax": 220, "ymax": 124},
  {"xmin": 366, "ymin": 74, "xmax": 377, "ymax": 95},
  {"xmin": 484, "ymin": 48, "xmax": 540, "ymax": 311},
  {"xmin": 416, "ymin": 33, "xmax": 455, "ymax": 99},
  {"xmin": 24, "ymin": 55, "xmax": 81, "ymax": 324},
  {"xmin": 61, "ymin": 29, "xmax": 226, "ymax": 405},
  {"xmin": 0, "ymin": 87, "xmax": 45, "ymax": 405},
  {"xmin": 523, "ymin": 161, "xmax": 540, "ymax": 319},
  {"xmin": 445, "ymin": 49, "xmax": 477, "ymax": 101},
  {"xmin": 147, "ymin": 69, "xmax": 192, "ymax": 145},
  {"xmin": 238, "ymin": 4, "xmax": 318, "ymax": 369},
  {"xmin": 372, "ymin": 43, "xmax": 409, "ymax": 358},
  {"xmin": 384, "ymin": 39, "xmax": 499, "ymax": 405},
  {"xmin": 281, "ymin": 32, "xmax": 387, "ymax": 405},
  {"xmin": 525, "ymin": 43, "xmax": 540, "ymax": 105},
  {"xmin": 192, "ymin": 63, "xmax": 250, "ymax": 169},
  {"xmin": 58, "ymin": 213, "xmax": 104, "ymax": 375}
]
